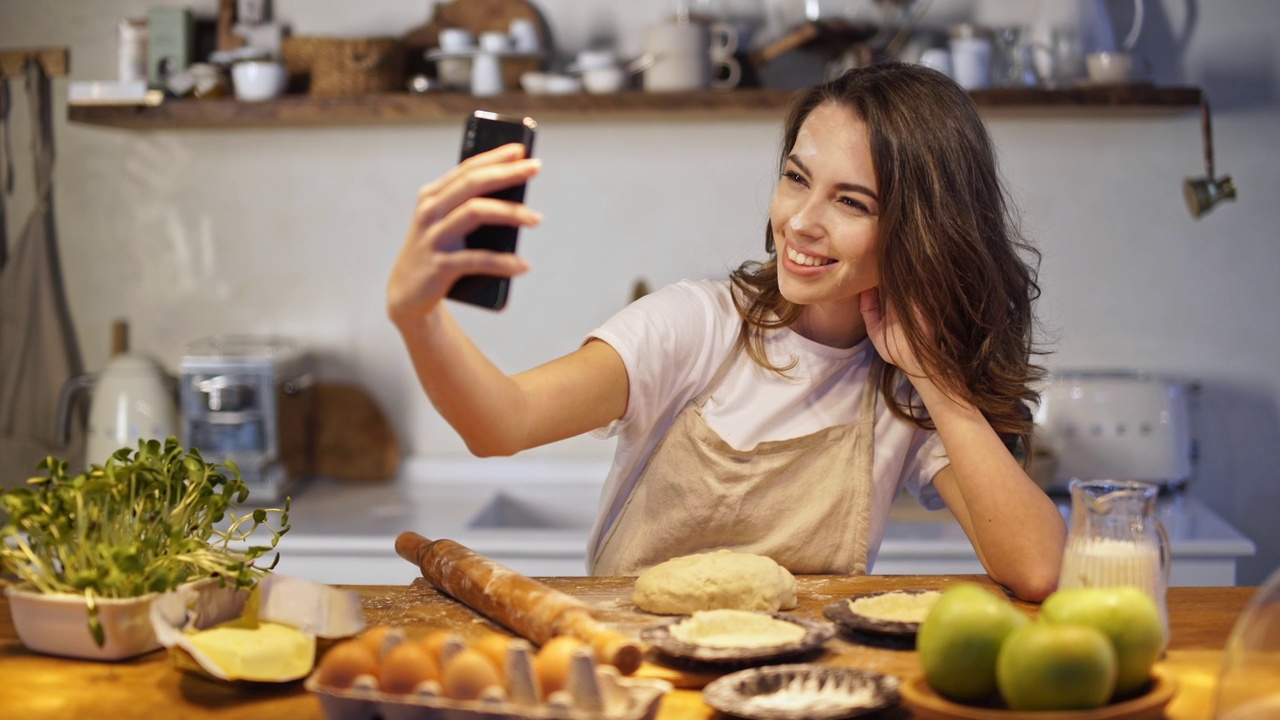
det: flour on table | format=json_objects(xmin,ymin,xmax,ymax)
[{"xmin": 632, "ymin": 549, "xmax": 798, "ymax": 614}]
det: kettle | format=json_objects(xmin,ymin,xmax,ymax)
[{"xmin": 56, "ymin": 320, "xmax": 179, "ymax": 466}]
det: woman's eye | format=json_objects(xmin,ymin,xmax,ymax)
[
  {"xmin": 782, "ymin": 170, "xmax": 808, "ymax": 186},
  {"xmin": 839, "ymin": 196, "xmax": 870, "ymax": 213}
]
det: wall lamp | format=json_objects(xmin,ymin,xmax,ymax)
[{"xmin": 1183, "ymin": 98, "xmax": 1237, "ymax": 219}]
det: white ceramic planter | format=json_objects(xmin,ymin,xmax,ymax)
[{"xmin": 5, "ymin": 584, "xmax": 162, "ymax": 661}]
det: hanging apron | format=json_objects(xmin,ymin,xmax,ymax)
[
  {"xmin": 593, "ymin": 335, "xmax": 883, "ymax": 576},
  {"xmin": 0, "ymin": 60, "xmax": 85, "ymax": 488}
]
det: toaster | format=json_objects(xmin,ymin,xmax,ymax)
[
  {"xmin": 179, "ymin": 335, "xmax": 316, "ymax": 503},
  {"xmin": 1033, "ymin": 370, "xmax": 1195, "ymax": 492}
]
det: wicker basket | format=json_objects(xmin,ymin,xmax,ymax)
[{"xmin": 282, "ymin": 36, "xmax": 405, "ymax": 97}]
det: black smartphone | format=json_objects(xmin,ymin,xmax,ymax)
[{"xmin": 446, "ymin": 110, "xmax": 538, "ymax": 310}]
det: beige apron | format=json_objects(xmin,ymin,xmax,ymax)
[{"xmin": 592, "ymin": 335, "xmax": 882, "ymax": 576}]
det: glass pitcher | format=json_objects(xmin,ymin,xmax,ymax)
[{"xmin": 1058, "ymin": 479, "xmax": 1171, "ymax": 643}]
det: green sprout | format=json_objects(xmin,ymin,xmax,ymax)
[{"xmin": 0, "ymin": 437, "xmax": 290, "ymax": 647}]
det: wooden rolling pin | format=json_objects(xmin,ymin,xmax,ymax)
[{"xmin": 395, "ymin": 531, "xmax": 643, "ymax": 675}]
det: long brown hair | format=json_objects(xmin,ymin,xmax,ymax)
[{"xmin": 730, "ymin": 62, "xmax": 1046, "ymax": 450}]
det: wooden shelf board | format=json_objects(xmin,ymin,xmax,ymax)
[
  {"xmin": 66, "ymin": 85, "xmax": 1203, "ymax": 131},
  {"xmin": 1, "ymin": 47, "xmax": 69, "ymax": 78}
]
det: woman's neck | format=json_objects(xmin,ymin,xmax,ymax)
[{"xmin": 793, "ymin": 303, "xmax": 868, "ymax": 349}]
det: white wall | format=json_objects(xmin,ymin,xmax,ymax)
[{"xmin": 2, "ymin": 0, "xmax": 1277, "ymax": 584}]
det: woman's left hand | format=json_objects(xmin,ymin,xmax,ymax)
[{"xmin": 860, "ymin": 287, "xmax": 928, "ymax": 377}]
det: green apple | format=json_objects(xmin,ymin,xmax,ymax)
[
  {"xmin": 996, "ymin": 622, "xmax": 1118, "ymax": 711},
  {"xmin": 917, "ymin": 583, "xmax": 1029, "ymax": 703},
  {"xmin": 1039, "ymin": 586, "xmax": 1166, "ymax": 697}
]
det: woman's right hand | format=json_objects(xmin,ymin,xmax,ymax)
[{"xmin": 387, "ymin": 143, "xmax": 542, "ymax": 329}]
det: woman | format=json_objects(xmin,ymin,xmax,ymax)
[{"xmin": 387, "ymin": 63, "xmax": 1066, "ymax": 601}]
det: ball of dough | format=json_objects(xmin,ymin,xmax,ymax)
[{"xmin": 632, "ymin": 549, "xmax": 798, "ymax": 614}]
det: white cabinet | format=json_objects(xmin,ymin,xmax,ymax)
[
  {"xmin": 874, "ymin": 494, "xmax": 1256, "ymax": 587},
  {"xmin": 264, "ymin": 462, "xmax": 1254, "ymax": 587}
]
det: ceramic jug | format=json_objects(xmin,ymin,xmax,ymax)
[
  {"xmin": 56, "ymin": 321, "xmax": 178, "ymax": 466},
  {"xmin": 1058, "ymin": 478, "xmax": 1171, "ymax": 642}
]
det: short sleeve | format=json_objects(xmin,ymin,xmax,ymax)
[{"xmin": 584, "ymin": 280, "xmax": 739, "ymax": 440}]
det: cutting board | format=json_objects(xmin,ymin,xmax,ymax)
[{"xmin": 312, "ymin": 382, "xmax": 401, "ymax": 482}]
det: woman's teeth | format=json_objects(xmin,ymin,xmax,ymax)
[{"xmin": 787, "ymin": 246, "xmax": 835, "ymax": 267}]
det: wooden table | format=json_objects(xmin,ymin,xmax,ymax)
[{"xmin": 0, "ymin": 575, "xmax": 1254, "ymax": 719}]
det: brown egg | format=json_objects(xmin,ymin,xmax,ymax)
[
  {"xmin": 378, "ymin": 640, "xmax": 439, "ymax": 695},
  {"xmin": 356, "ymin": 625, "xmax": 392, "ymax": 658},
  {"xmin": 441, "ymin": 648, "xmax": 502, "ymax": 701},
  {"xmin": 534, "ymin": 635, "xmax": 587, "ymax": 698},
  {"xmin": 420, "ymin": 629, "xmax": 463, "ymax": 668},
  {"xmin": 471, "ymin": 632, "xmax": 513, "ymax": 682},
  {"xmin": 316, "ymin": 639, "xmax": 380, "ymax": 689}
]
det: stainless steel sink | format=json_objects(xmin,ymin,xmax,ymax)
[{"xmin": 465, "ymin": 485, "xmax": 598, "ymax": 531}]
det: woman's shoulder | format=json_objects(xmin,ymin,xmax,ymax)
[
  {"xmin": 592, "ymin": 277, "xmax": 738, "ymax": 348},
  {"xmin": 653, "ymin": 277, "xmax": 734, "ymax": 306},
  {"xmin": 635, "ymin": 278, "xmax": 737, "ymax": 327}
]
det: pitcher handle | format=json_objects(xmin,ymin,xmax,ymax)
[
  {"xmin": 55, "ymin": 373, "xmax": 94, "ymax": 449},
  {"xmin": 1155, "ymin": 515, "xmax": 1172, "ymax": 588}
]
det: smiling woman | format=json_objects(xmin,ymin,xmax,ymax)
[{"xmin": 386, "ymin": 62, "xmax": 1065, "ymax": 601}]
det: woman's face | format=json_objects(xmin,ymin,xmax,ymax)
[{"xmin": 770, "ymin": 102, "xmax": 881, "ymax": 336}]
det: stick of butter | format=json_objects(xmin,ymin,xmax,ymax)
[{"xmin": 184, "ymin": 621, "xmax": 315, "ymax": 682}]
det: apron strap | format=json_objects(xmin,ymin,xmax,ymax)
[
  {"xmin": 0, "ymin": 76, "xmax": 11, "ymax": 269},
  {"xmin": 693, "ymin": 325, "xmax": 747, "ymax": 406},
  {"xmin": 24, "ymin": 58, "xmax": 54, "ymax": 202}
]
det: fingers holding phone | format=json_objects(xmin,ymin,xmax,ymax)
[
  {"xmin": 388, "ymin": 113, "xmax": 540, "ymax": 327},
  {"xmin": 448, "ymin": 112, "xmax": 538, "ymax": 310}
]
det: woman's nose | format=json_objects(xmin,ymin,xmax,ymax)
[{"xmin": 787, "ymin": 196, "xmax": 825, "ymax": 238}]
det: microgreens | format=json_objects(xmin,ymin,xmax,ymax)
[{"xmin": 0, "ymin": 437, "xmax": 290, "ymax": 646}]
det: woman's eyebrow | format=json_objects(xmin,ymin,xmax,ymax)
[{"xmin": 786, "ymin": 154, "xmax": 879, "ymax": 201}]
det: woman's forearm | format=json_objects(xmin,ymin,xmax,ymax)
[
  {"xmin": 395, "ymin": 307, "xmax": 532, "ymax": 456},
  {"xmin": 915, "ymin": 379, "xmax": 1067, "ymax": 601}
]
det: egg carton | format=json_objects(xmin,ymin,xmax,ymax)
[{"xmin": 306, "ymin": 633, "xmax": 670, "ymax": 720}]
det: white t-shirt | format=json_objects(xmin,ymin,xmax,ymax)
[{"xmin": 585, "ymin": 278, "xmax": 950, "ymax": 567}]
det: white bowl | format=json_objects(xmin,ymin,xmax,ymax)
[
  {"xmin": 519, "ymin": 71, "xmax": 549, "ymax": 94},
  {"xmin": 6, "ymin": 584, "xmax": 162, "ymax": 661},
  {"xmin": 544, "ymin": 73, "xmax": 583, "ymax": 95},
  {"xmin": 232, "ymin": 60, "xmax": 287, "ymax": 102},
  {"xmin": 583, "ymin": 66, "xmax": 625, "ymax": 94}
]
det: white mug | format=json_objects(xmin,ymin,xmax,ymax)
[
  {"xmin": 438, "ymin": 28, "xmax": 474, "ymax": 53},
  {"xmin": 640, "ymin": 22, "xmax": 711, "ymax": 92},
  {"xmin": 231, "ymin": 60, "xmax": 287, "ymax": 101},
  {"xmin": 508, "ymin": 18, "xmax": 540, "ymax": 53},
  {"xmin": 583, "ymin": 66, "xmax": 625, "ymax": 94},
  {"xmin": 711, "ymin": 56, "xmax": 741, "ymax": 90},
  {"xmin": 1085, "ymin": 50, "xmax": 1148, "ymax": 83},
  {"xmin": 709, "ymin": 22, "xmax": 738, "ymax": 59},
  {"xmin": 707, "ymin": 21, "xmax": 742, "ymax": 90}
]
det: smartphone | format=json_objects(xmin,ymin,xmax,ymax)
[{"xmin": 446, "ymin": 110, "xmax": 538, "ymax": 310}]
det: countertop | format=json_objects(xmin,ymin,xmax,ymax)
[
  {"xmin": 255, "ymin": 457, "xmax": 1256, "ymax": 584},
  {"xmin": 0, "ymin": 575, "xmax": 1257, "ymax": 720}
]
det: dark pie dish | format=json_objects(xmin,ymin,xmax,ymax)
[
  {"xmin": 702, "ymin": 663, "xmax": 901, "ymax": 720},
  {"xmin": 822, "ymin": 589, "xmax": 942, "ymax": 638},
  {"xmin": 640, "ymin": 611, "xmax": 834, "ymax": 666}
]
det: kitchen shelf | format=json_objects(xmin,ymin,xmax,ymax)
[{"xmin": 66, "ymin": 84, "xmax": 1204, "ymax": 130}]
